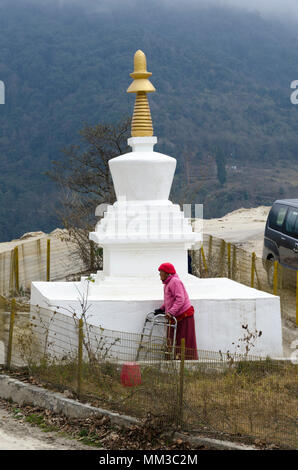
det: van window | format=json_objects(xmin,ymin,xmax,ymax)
[
  {"xmin": 284, "ymin": 208, "xmax": 298, "ymax": 239},
  {"xmin": 268, "ymin": 204, "xmax": 288, "ymax": 231}
]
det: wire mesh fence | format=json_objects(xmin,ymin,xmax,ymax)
[
  {"xmin": 192, "ymin": 234, "xmax": 297, "ymax": 293},
  {"xmin": 0, "ymin": 232, "xmax": 87, "ymax": 296},
  {"xmin": 0, "ymin": 302, "xmax": 297, "ymax": 448},
  {"xmin": 0, "ymin": 232, "xmax": 297, "ymax": 447},
  {"xmin": 1, "ymin": 304, "xmax": 181, "ymax": 426},
  {"xmin": 182, "ymin": 356, "xmax": 297, "ymax": 448}
]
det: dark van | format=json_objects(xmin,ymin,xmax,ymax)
[{"xmin": 263, "ymin": 199, "xmax": 298, "ymax": 285}]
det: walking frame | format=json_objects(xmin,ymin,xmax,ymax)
[{"xmin": 135, "ymin": 312, "xmax": 177, "ymax": 361}]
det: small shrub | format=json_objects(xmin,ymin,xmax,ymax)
[{"xmin": 235, "ymin": 357, "xmax": 281, "ymax": 380}]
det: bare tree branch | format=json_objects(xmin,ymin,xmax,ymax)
[{"xmin": 47, "ymin": 116, "xmax": 131, "ymax": 270}]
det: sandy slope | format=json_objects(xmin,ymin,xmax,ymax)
[
  {"xmin": 196, "ymin": 206, "xmax": 271, "ymax": 257},
  {"xmin": 0, "ymin": 228, "xmax": 68, "ymax": 253}
]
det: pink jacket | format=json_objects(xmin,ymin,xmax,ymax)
[{"xmin": 160, "ymin": 273, "xmax": 192, "ymax": 318}]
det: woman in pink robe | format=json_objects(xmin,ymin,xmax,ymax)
[{"xmin": 155, "ymin": 262, "xmax": 198, "ymax": 360}]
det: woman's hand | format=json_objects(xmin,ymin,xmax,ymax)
[
  {"xmin": 154, "ymin": 308, "xmax": 164, "ymax": 315},
  {"xmin": 165, "ymin": 312, "xmax": 172, "ymax": 319}
]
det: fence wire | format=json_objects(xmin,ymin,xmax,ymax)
[
  {"xmin": 0, "ymin": 233, "xmax": 297, "ymax": 447},
  {"xmin": 0, "ymin": 233, "xmax": 87, "ymax": 296},
  {"xmin": 182, "ymin": 357, "xmax": 297, "ymax": 448},
  {"xmin": 0, "ymin": 303, "xmax": 297, "ymax": 448},
  {"xmin": 191, "ymin": 234, "xmax": 298, "ymax": 358}
]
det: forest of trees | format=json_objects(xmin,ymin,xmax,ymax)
[{"xmin": 0, "ymin": 0, "xmax": 297, "ymax": 240}]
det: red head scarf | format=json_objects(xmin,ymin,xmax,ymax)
[{"xmin": 158, "ymin": 262, "xmax": 176, "ymax": 274}]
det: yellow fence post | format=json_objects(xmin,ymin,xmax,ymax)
[
  {"xmin": 278, "ymin": 264, "xmax": 283, "ymax": 292},
  {"xmin": 6, "ymin": 298, "xmax": 16, "ymax": 369},
  {"xmin": 46, "ymin": 239, "xmax": 51, "ymax": 282},
  {"xmin": 254, "ymin": 264, "xmax": 261, "ymax": 291},
  {"xmin": 208, "ymin": 235, "xmax": 213, "ymax": 265},
  {"xmin": 198, "ymin": 247, "xmax": 202, "ymax": 275},
  {"xmin": 178, "ymin": 338, "xmax": 185, "ymax": 427},
  {"xmin": 251, "ymin": 252, "xmax": 256, "ymax": 288},
  {"xmin": 273, "ymin": 261, "xmax": 278, "ymax": 296},
  {"xmin": 77, "ymin": 317, "xmax": 83, "ymax": 397},
  {"xmin": 200, "ymin": 246, "xmax": 208, "ymax": 275},
  {"xmin": 220, "ymin": 240, "xmax": 226, "ymax": 277},
  {"xmin": 232, "ymin": 245, "xmax": 236, "ymax": 280},
  {"xmin": 296, "ymin": 271, "xmax": 298, "ymax": 326},
  {"xmin": 14, "ymin": 247, "xmax": 19, "ymax": 294}
]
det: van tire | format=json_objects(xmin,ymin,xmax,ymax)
[{"xmin": 265, "ymin": 258, "xmax": 275, "ymax": 288}]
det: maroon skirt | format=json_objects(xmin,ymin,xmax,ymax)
[{"xmin": 167, "ymin": 314, "xmax": 198, "ymax": 360}]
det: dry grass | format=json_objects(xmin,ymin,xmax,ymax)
[
  {"xmin": 20, "ymin": 355, "xmax": 298, "ymax": 449},
  {"xmin": 4, "ymin": 299, "xmax": 297, "ymax": 448},
  {"xmin": 183, "ymin": 360, "xmax": 298, "ymax": 448},
  {"xmin": 28, "ymin": 359, "xmax": 179, "ymax": 425}
]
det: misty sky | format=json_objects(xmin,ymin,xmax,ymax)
[
  {"xmin": 218, "ymin": 0, "xmax": 298, "ymax": 19},
  {"xmin": 56, "ymin": 0, "xmax": 298, "ymax": 20},
  {"xmin": 1, "ymin": 0, "xmax": 298, "ymax": 23}
]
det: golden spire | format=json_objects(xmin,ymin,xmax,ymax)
[{"xmin": 127, "ymin": 50, "xmax": 156, "ymax": 137}]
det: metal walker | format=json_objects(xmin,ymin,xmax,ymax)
[{"xmin": 135, "ymin": 312, "xmax": 177, "ymax": 361}]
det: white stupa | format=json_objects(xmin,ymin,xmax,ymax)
[{"xmin": 31, "ymin": 50, "xmax": 283, "ymax": 358}]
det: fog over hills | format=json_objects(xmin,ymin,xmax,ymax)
[{"xmin": 2, "ymin": 0, "xmax": 297, "ymax": 22}]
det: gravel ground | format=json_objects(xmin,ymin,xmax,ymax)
[
  {"xmin": 0, "ymin": 403, "xmax": 97, "ymax": 450},
  {"xmin": 0, "ymin": 395, "xmax": 209, "ymax": 451}
]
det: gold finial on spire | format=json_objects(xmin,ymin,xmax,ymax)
[{"xmin": 127, "ymin": 50, "xmax": 156, "ymax": 137}]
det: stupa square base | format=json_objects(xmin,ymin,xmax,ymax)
[{"xmin": 31, "ymin": 274, "xmax": 283, "ymax": 359}]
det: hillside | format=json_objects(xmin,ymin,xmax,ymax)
[{"xmin": 0, "ymin": 0, "xmax": 298, "ymax": 240}]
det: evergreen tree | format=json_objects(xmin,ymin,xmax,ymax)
[{"xmin": 215, "ymin": 148, "xmax": 227, "ymax": 187}]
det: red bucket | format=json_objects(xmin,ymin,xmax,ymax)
[{"xmin": 120, "ymin": 362, "xmax": 141, "ymax": 387}]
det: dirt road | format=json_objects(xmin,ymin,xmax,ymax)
[{"xmin": 0, "ymin": 405, "xmax": 95, "ymax": 450}]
